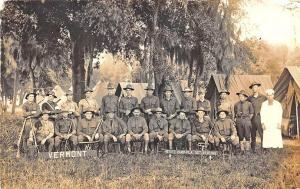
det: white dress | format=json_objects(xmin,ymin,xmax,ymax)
[{"xmin": 260, "ymin": 100, "xmax": 283, "ymax": 148}]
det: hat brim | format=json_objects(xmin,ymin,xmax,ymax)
[
  {"xmin": 219, "ymin": 91, "xmax": 230, "ymax": 95},
  {"xmin": 84, "ymin": 90, "xmax": 93, "ymax": 93},
  {"xmin": 46, "ymin": 94, "xmax": 57, "ymax": 98},
  {"xmin": 182, "ymin": 90, "xmax": 193, "ymax": 92},
  {"xmin": 83, "ymin": 110, "xmax": 95, "ymax": 114},
  {"xmin": 236, "ymin": 93, "xmax": 248, "ymax": 97},
  {"xmin": 249, "ymin": 83, "xmax": 261, "ymax": 89},
  {"xmin": 130, "ymin": 107, "xmax": 144, "ymax": 114},
  {"xmin": 25, "ymin": 93, "xmax": 37, "ymax": 99},
  {"xmin": 123, "ymin": 87, "xmax": 134, "ymax": 90},
  {"xmin": 217, "ymin": 110, "xmax": 229, "ymax": 115},
  {"xmin": 145, "ymin": 88, "xmax": 154, "ymax": 91}
]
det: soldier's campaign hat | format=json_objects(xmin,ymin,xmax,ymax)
[
  {"xmin": 130, "ymin": 106, "xmax": 143, "ymax": 114},
  {"xmin": 176, "ymin": 109, "xmax": 189, "ymax": 114},
  {"xmin": 39, "ymin": 110, "xmax": 52, "ymax": 116},
  {"xmin": 84, "ymin": 87, "xmax": 93, "ymax": 93},
  {"xmin": 236, "ymin": 90, "xmax": 248, "ymax": 97},
  {"xmin": 59, "ymin": 107, "xmax": 70, "ymax": 113},
  {"xmin": 219, "ymin": 90, "xmax": 230, "ymax": 95},
  {"xmin": 164, "ymin": 85, "xmax": 173, "ymax": 92},
  {"xmin": 123, "ymin": 84, "xmax": 134, "ymax": 91},
  {"xmin": 217, "ymin": 109, "xmax": 229, "ymax": 115},
  {"xmin": 152, "ymin": 107, "xmax": 164, "ymax": 113},
  {"xmin": 66, "ymin": 90, "xmax": 73, "ymax": 96},
  {"xmin": 107, "ymin": 82, "xmax": 115, "ymax": 89},
  {"xmin": 195, "ymin": 107, "xmax": 208, "ymax": 113},
  {"xmin": 145, "ymin": 83, "xmax": 155, "ymax": 91},
  {"xmin": 25, "ymin": 91, "xmax": 37, "ymax": 100},
  {"xmin": 182, "ymin": 87, "xmax": 193, "ymax": 92},
  {"xmin": 249, "ymin": 82, "xmax": 261, "ymax": 89},
  {"xmin": 105, "ymin": 109, "xmax": 116, "ymax": 114},
  {"xmin": 83, "ymin": 108, "xmax": 95, "ymax": 114},
  {"xmin": 46, "ymin": 91, "xmax": 57, "ymax": 98}
]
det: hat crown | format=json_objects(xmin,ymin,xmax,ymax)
[
  {"xmin": 164, "ymin": 86, "xmax": 173, "ymax": 91},
  {"xmin": 107, "ymin": 82, "xmax": 114, "ymax": 89}
]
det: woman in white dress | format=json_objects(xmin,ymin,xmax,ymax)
[{"xmin": 260, "ymin": 89, "xmax": 283, "ymax": 148}]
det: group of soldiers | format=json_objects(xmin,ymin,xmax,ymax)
[{"xmin": 20, "ymin": 81, "xmax": 266, "ymax": 155}]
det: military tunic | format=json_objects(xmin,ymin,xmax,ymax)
[
  {"xmin": 78, "ymin": 98, "xmax": 99, "ymax": 115},
  {"xmin": 234, "ymin": 101, "xmax": 254, "ymax": 141},
  {"xmin": 101, "ymin": 95, "xmax": 119, "ymax": 115},
  {"xmin": 160, "ymin": 97, "xmax": 180, "ymax": 117},
  {"xmin": 169, "ymin": 118, "xmax": 192, "ymax": 141},
  {"xmin": 214, "ymin": 118, "xmax": 238, "ymax": 146},
  {"xmin": 119, "ymin": 96, "xmax": 138, "ymax": 121},
  {"xmin": 102, "ymin": 116, "xmax": 127, "ymax": 143},
  {"xmin": 149, "ymin": 116, "xmax": 168, "ymax": 141},
  {"xmin": 54, "ymin": 117, "xmax": 78, "ymax": 147}
]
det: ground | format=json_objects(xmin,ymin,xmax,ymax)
[{"xmin": 0, "ymin": 114, "xmax": 299, "ymax": 189}]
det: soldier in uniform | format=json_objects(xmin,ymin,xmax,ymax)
[
  {"xmin": 248, "ymin": 82, "xmax": 267, "ymax": 152},
  {"xmin": 217, "ymin": 90, "xmax": 234, "ymax": 119},
  {"xmin": 102, "ymin": 110, "xmax": 127, "ymax": 153},
  {"xmin": 118, "ymin": 84, "xmax": 138, "ymax": 122},
  {"xmin": 126, "ymin": 107, "xmax": 149, "ymax": 153},
  {"xmin": 101, "ymin": 83, "xmax": 119, "ymax": 117},
  {"xmin": 169, "ymin": 109, "xmax": 192, "ymax": 151},
  {"xmin": 140, "ymin": 84, "xmax": 160, "ymax": 122},
  {"xmin": 191, "ymin": 107, "xmax": 214, "ymax": 148},
  {"xmin": 54, "ymin": 109, "xmax": 78, "ymax": 150},
  {"xmin": 61, "ymin": 91, "xmax": 80, "ymax": 117},
  {"xmin": 160, "ymin": 86, "xmax": 180, "ymax": 120},
  {"xmin": 41, "ymin": 91, "xmax": 59, "ymax": 112},
  {"xmin": 21, "ymin": 92, "xmax": 41, "ymax": 152},
  {"xmin": 214, "ymin": 109, "xmax": 239, "ymax": 151},
  {"xmin": 78, "ymin": 88, "xmax": 99, "ymax": 115},
  {"xmin": 27, "ymin": 110, "xmax": 55, "ymax": 152},
  {"xmin": 196, "ymin": 88, "xmax": 211, "ymax": 115},
  {"xmin": 149, "ymin": 108, "xmax": 169, "ymax": 151},
  {"xmin": 77, "ymin": 109, "xmax": 104, "ymax": 143},
  {"xmin": 234, "ymin": 90, "xmax": 254, "ymax": 154},
  {"xmin": 181, "ymin": 87, "xmax": 197, "ymax": 113}
]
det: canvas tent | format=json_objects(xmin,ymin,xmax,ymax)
[
  {"xmin": 205, "ymin": 74, "xmax": 273, "ymax": 120},
  {"xmin": 92, "ymin": 81, "xmax": 110, "ymax": 107},
  {"xmin": 274, "ymin": 66, "xmax": 300, "ymax": 138}
]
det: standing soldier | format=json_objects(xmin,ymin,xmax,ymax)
[
  {"xmin": 78, "ymin": 88, "xmax": 99, "ymax": 116},
  {"xmin": 169, "ymin": 109, "xmax": 192, "ymax": 151},
  {"xmin": 102, "ymin": 110, "xmax": 127, "ymax": 153},
  {"xmin": 217, "ymin": 90, "xmax": 234, "ymax": 119},
  {"xmin": 160, "ymin": 86, "xmax": 180, "ymax": 120},
  {"xmin": 196, "ymin": 88, "xmax": 211, "ymax": 115},
  {"xmin": 54, "ymin": 109, "xmax": 78, "ymax": 150},
  {"xmin": 41, "ymin": 91, "xmax": 60, "ymax": 112},
  {"xmin": 149, "ymin": 108, "xmax": 169, "ymax": 151},
  {"xmin": 126, "ymin": 107, "xmax": 149, "ymax": 153},
  {"xmin": 77, "ymin": 109, "xmax": 104, "ymax": 143},
  {"xmin": 191, "ymin": 107, "xmax": 214, "ymax": 149},
  {"xmin": 214, "ymin": 109, "xmax": 239, "ymax": 151},
  {"xmin": 248, "ymin": 82, "xmax": 267, "ymax": 152},
  {"xmin": 27, "ymin": 110, "xmax": 55, "ymax": 152},
  {"xmin": 101, "ymin": 83, "xmax": 119, "ymax": 116},
  {"xmin": 60, "ymin": 90, "xmax": 80, "ymax": 118},
  {"xmin": 21, "ymin": 91, "xmax": 41, "ymax": 153},
  {"xmin": 119, "ymin": 84, "xmax": 138, "ymax": 122},
  {"xmin": 234, "ymin": 90, "xmax": 254, "ymax": 154},
  {"xmin": 181, "ymin": 87, "xmax": 197, "ymax": 113},
  {"xmin": 140, "ymin": 84, "xmax": 160, "ymax": 122}
]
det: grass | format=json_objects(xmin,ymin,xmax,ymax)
[{"xmin": 0, "ymin": 114, "xmax": 299, "ymax": 189}]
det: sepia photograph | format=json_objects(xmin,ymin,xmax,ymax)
[{"xmin": 0, "ymin": 0, "xmax": 300, "ymax": 188}]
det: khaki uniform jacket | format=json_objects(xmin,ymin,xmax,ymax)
[
  {"xmin": 78, "ymin": 118, "xmax": 101, "ymax": 136},
  {"xmin": 101, "ymin": 95, "xmax": 119, "ymax": 115},
  {"xmin": 119, "ymin": 96, "xmax": 138, "ymax": 115},
  {"xmin": 55, "ymin": 118, "xmax": 77, "ymax": 136},
  {"xmin": 214, "ymin": 118, "xmax": 237, "ymax": 138},
  {"xmin": 22, "ymin": 101, "xmax": 41, "ymax": 118},
  {"xmin": 78, "ymin": 98, "xmax": 99, "ymax": 114},
  {"xmin": 31, "ymin": 120, "xmax": 54, "ymax": 139},
  {"xmin": 140, "ymin": 95, "xmax": 160, "ymax": 111},
  {"xmin": 149, "ymin": 117, "xmax": 168, "ymax": 133},
  {"xmin": 182, "ymin": 96, "xmax": 197, "ymax": 112},
  {"xmin": 161, "ymin": 97, "xmax": 180, "ymax": 117},
  {"xmin": 61, "ymin": 100, "xmax": 80, "ymax": 117},
  {"xmin": 102, "ymin": 116, "xmax": 127, "ymax": 136},
  {"xmin": 169, "ymin": 118, "xmax": 191, "ymax": 135},
  {"xmin": 192, "ymin": 118, "xmax": 213, "ymax": 135},
  {"xmin": 127, "ymin": 116, "xmax": 148, "ymax": 135}
]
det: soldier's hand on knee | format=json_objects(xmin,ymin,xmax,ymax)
[
  {"xmin": 221, "ymin": 137, "xmax": 226, "ymax": 143},
  {"xmin": 94, "ymin": 133, "xmax": 99, "ymax": 140},
  {"xmin": 28, "ymin": 137, "xmax": 33, "ymax": 142},
  {"xmin": 87, "ymin": 135, "xmax": 92, "ymax": 141},
  {"xmin": 112, "ymin": 136, "xmax": 117, "ymax": 142},
  {"xmin": 230, "ymin": 135, "xmax": 236, "ymax": 141},
  {"xmin": 157, "ymin": 135, "xmax": 163, "ymax": 141},
  {"xmin": 201, "ymin": 135, "xmax": 206, "ymax": 141},
  {"xmin": 41, "ymin": 139, "xmax": 46, "ymax": 145}
]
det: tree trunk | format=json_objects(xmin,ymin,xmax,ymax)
[
  {"xmin": 11, "ymin": 70, "xmax": 18, "ymax": 114},
  {"xmin": 193, "ymin": 48, "xmax": 204, "ymax": 97},
  {"xmin": 71, "ymin": 38, "xmax": 86, "ymax": 103},
  {"xmin": 86, "ymin": 46, "xmax": 94, "ymax": 87},
  {"xmin": 187, "ymin": 50, "xmax": 193, "ymax": 87}
]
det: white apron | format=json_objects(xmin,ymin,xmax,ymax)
[{"xmin": 260, "ymin": 100, "xmax": 283, "ymax": 148}]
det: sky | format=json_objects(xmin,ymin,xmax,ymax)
[{"xmin": 239, "ymin": 0, "xmax": 300, "ymax": 49}]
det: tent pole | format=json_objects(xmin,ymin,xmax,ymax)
[{"xmin": 295, "ymin": 95, "xmax": 299, "ymax": 139}]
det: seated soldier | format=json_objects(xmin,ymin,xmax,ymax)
[
  {"xmin": 149, "ymin": 108, "xmax": 169, "ymax": 151},
  {"xmin": 191, "ymin": 107, "xmax": 214, "ymax": 149},
  {"xmin": 214, "ymin": 109, "xmax": 239, "ymax": 151},
  {"xmin": 54, "ymin": 109, "xmax": 78, "ymax": 150},
  {"xmin": 77, "ymin": 109, "xmax": 104, "ymax": 144},
  {"xmin": 126, "ymin": 107, "xmax": 149, "ymax": 153},
  {"xmin": 27, "ymin": 110, "xmax": 54, "ymax": 152},
  {"xmin": 102, "ymin": 110, "xmax": 127, "ymax": 153},
  {"xmin": 169, "ymin": 109, "xmax": 192, "ymax": 151}
]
